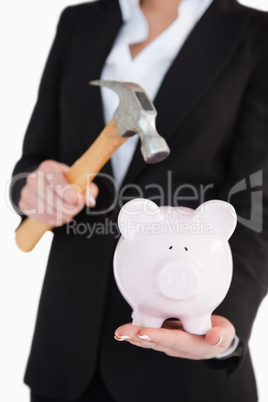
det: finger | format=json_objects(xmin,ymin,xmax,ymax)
[
  {"xmin": 85, "ymin": 182, "xmax": 99, "ymax": 207},
  {"xmin": 46, "ymin": 178, "xmax": 85, "ymax": 221},
  {"xmin": 115, "ymin": 323, "xmax": 194, "ymax": 353},
  {"xmin": 39, "ymin": 160, "xmax": 82, "ymax": 207},
  {"xmin": 48, "ymin": 169, "xmax": 83, "ymax": 207},
  {"xmin": 55, "ymin": 184, "xmax": 85, "ymax": 212},
  {"xmin": 23, "ymin": 162, "xmax": 79, "ymax": 210},
  {"xmin": 115, "ymin": 322, "xmax": 193, "ymax": 347},
  {"xmin": 115, "ymin": 324, "xmax": 201, "ymax": 358},
  {"xmin": 205, "ymin": 315, "xmax": 236, "ymax": 350},
  {"xmin": 22, "ymin": 172, "xmax": 44, "ymax": 204},
  {"xmin": 115, "ymin": 323, "xmax": 141, "ymax": 341},
  {"xmin": 19, "ymin": 180, "xmax": 54, "ymax": 219},
  {"xmin": 21, "ymin": 185, "xmax": 82, "ymax": 226},
  {"xmin": 40, "ymin": 160, "xmax": 70, "ymax": 177},
  {"xmin": 114, "ymin": 324, "xmax": 168, "ymax": 353},
  {"xmin": 31, "ymin": 179, "xmax": 83, "ymax": 224},
  {"xmin": 18, "ymin": 197, "xmax": 38, "ymax": 217},
  {"xmin": 19, "ymin": 184, "xmax": 38, "ymax": 211}
]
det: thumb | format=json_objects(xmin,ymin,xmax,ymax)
[
  {"xmin": 85, "ymin": 182, "xmax": 99, "ymax": 207},
  {"xmin": 205, "ymin": 315, "xmax": 236, "ymax": 350}
]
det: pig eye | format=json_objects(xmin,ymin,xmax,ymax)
[
  {"xmin": 184, "ymin": 247, "xmax": 188, "ymax": 251},
  {"xmin": 169, "ymin": 246, "xmax": 173, "ymax": 250}
]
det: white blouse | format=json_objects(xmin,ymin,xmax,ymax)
[{"xmin": 100, "ymin": 0, "xmax": 213, "ymax": 186}]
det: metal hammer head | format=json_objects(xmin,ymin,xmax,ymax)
[{"xmin": 90, "ymin": 80, "xmax": 170, "ymax": 164}]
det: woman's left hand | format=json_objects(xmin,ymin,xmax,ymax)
[{"xmin": 115, "ymin": 315, "xmax": 235, "ymax": 360}]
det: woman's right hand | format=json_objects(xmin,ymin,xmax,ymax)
[{"xmin": 19, "ymin": 160, "xmax": 99, "ymax": 226}]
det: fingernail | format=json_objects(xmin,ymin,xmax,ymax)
[
  {"xmin": 114, "ymin": 334, "xmax": 131, "ymax": 341},
  {"xmin": 214, "ymin": 336, "xmax": 223, "ymax": 347},
  {"xmin": 137, "ymin": 334, "xmax": 151, "ymax": 341},
  {"xmin": 87, "ymin": 195, "xmax": 96, "ymax": 207}
]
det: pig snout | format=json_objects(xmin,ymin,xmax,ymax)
[{"xmin": 157, "ymin": 264, "xmax": 200, "ymax": 300}]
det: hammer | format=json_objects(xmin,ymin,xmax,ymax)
[{"xmin": 15, "ymin": 80, "xmax": 170, "ymax": 252}]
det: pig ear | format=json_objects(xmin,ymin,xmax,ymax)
[
  {"xmin": 195, "ymin": 200, "xmax": 237, "ymax": 240},
  {"xmin": 118, "ymin": 198, "xmax": 163, "ymax": 240}
]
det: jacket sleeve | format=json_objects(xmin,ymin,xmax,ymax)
[
  {"xmin": 208, "ymin": 14, "xmax": 268, "ymax": 373},
  {"xmin": 9, "ymin": 7, "xmax": 76, "ymax": 214}
]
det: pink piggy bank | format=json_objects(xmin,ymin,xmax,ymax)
[{"xmin": 113, "ymin": 198, "xmax": 237, "ymax": 335}]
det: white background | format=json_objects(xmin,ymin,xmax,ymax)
[{"xmin": 1, "ymin": 1, "xmax": 268, "ymax": 401}]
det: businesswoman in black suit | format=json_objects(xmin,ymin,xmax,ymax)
[{"xmin": 11, "ymin": 0, "xmax": 268, "ymax": 401}]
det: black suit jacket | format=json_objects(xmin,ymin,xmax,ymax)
[{"xmin": 11, "ymin": 0, "xmax": 268, "ymax": 401}]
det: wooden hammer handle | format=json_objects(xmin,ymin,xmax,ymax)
[{"xmin": 15, "ymin": 120, "xmax": 127, "ymax": 252}]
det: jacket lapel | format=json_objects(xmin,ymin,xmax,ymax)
[{"xmin": 122, "ymin": 0, "xmax": 252, "ymax": 187}]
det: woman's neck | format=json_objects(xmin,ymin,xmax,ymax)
[
  {"xmin": 140, "ymin": 0, "xmax": 182, "ymax": 15},
  {"xmin": 129, "ymin": 0, "xmax": 182, "ymax": 59}
]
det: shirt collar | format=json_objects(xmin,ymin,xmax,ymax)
[
  {"xmin": 107, "ymin": 0, "xmax": 214, "ymax": 66},
  {"xmin": 118, "ymin": 0, "xmax": 141, "ymax": 23}
]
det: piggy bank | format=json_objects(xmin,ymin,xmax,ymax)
[{"xmin": 113, "ymin": 198, "xmax": 237, "ymax": 335}]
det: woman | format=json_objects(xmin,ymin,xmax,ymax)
[{"xmin": 11, "ymin": 0, "xmax": 268, "ymax": 401}]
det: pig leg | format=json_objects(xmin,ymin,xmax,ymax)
[
  {"xmin": 180, "ymin": 314, "xmax": 212, "ymax": 335},
  {"xmin": 132, "ymin": 310, "xmax": 164, "ymax": 328}
]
